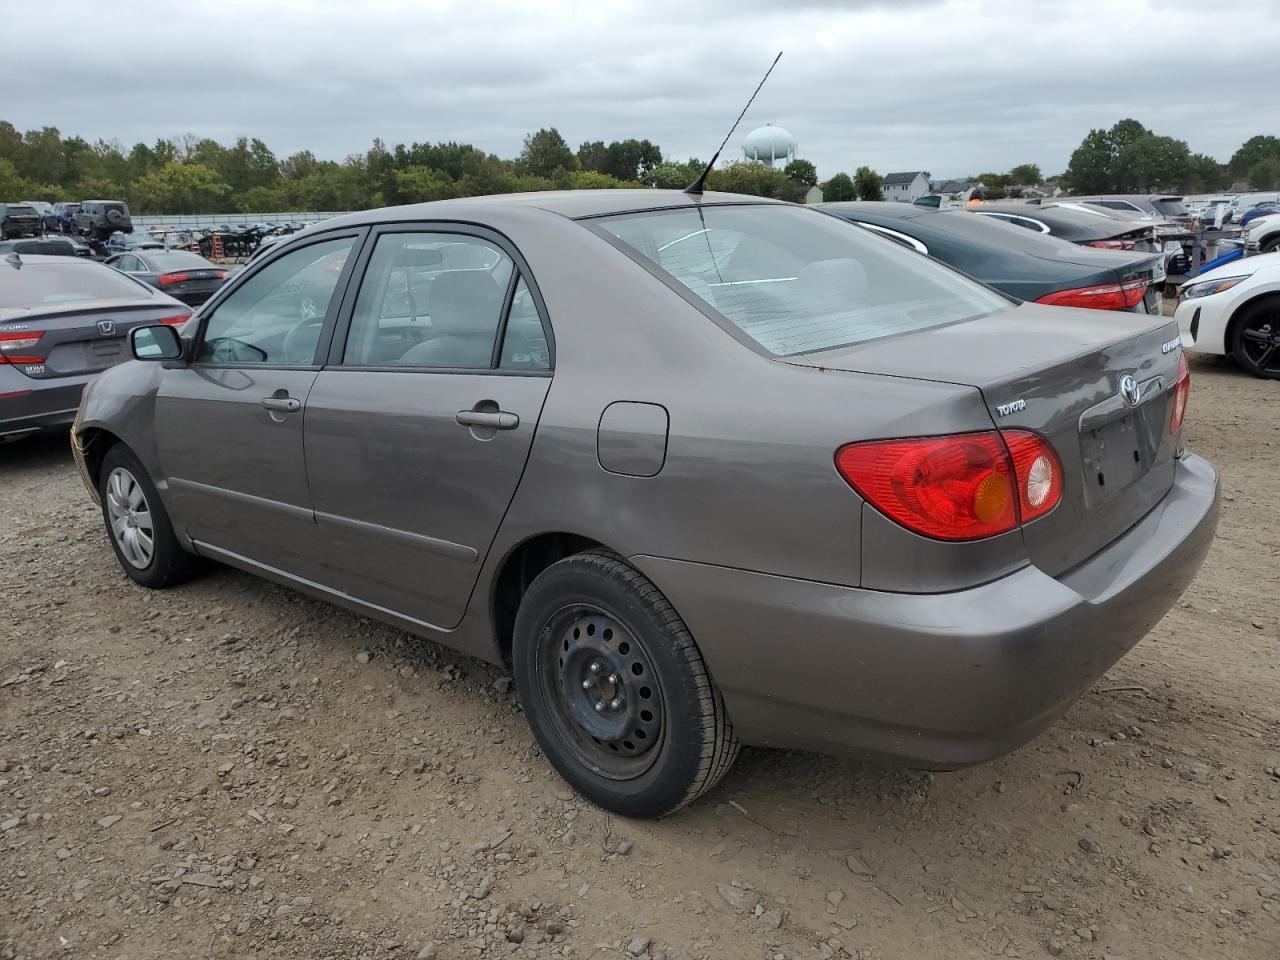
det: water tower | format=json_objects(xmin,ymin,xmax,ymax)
[{"xmin": 742, "ymin": 124, "xmax": 797, "ymax": 167}]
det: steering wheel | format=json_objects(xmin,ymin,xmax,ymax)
[{"xmin": 280, "ymin": 317, "xmax": 325, "ymax": 364}]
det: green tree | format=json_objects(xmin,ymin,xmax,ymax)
[
  {"xmin": 784, "ymin": 158, "xmax": 818, "ymax": 187},
  {"xmin": 576, "ymin": 140, "xmax": 609, "ymax": 172},
  {"xmin": 240, "ymin": 184, "xmax": 289, "ymax": 212},
  {"xmin": 706, "ymin": 160, "xmax": 791, "ymax": 198},
  {"xmin": 1229, "ymin": 135, "xmax": 1280, "ymax": 178},
  {"xmin": 853, "ymin": 166, "xmax": 883, "ymax": 201},
  {"xmin": 16, "ymin": 127, "xmax": 65, "ymax": 184},
  {"xmin": 518, "ymin": 128, "xmax": 574, "ymax": 178},
  {"xmin": 645, "ymin": 159, "xmax": 703, "ymax": 189},
  {"xmin": 0, "ymin": 121, "xmax": 22, "ymax": 162},
  {"xmin": 822, "ymin": 172, "xmax": 856, "ymax": 201},
  {"xmin": 1248, "ymin": 158, "xmax": 1280, "ymax": 191},
  {"xmin": 976, "ymin": 172, "xmax": 1012, "ymax": 199},
  {"xmin": 0, "ymin": 157, "xmax": 57, "ymax": 200},
  {"xmin": 568, "ymin": 169, "xmax": 630, "ymax": 189},
  {"xmin": 1064, "ymin": 128, "xmax": 1116, "ymax": 192},
  {"xmin": 280, "ymin": 150, "xmax": 318, "ymax": 182},
  {"xmin": 1185, "ymin": 153, "xmax": 1227, "ymax": 192},
  {"xmin": 602, "ymin": 139, "xmax": 662, "ymax": 180},
  {"xmin": 392, "ymin": 165, "xmax": 457, "ymax": 203},
  {"xmin": 1114, "ymin": 134, "xmax": 1189, "ymax": 192},
  {"xmin": 1008, "ymin": 163, "xmax": 1042, "ymax": 185},
  {"xmin": 132, "ymin": 162, "xmax": 232, "ymax": 214}
]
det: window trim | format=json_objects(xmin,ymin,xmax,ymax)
[
  {"xmin": 974, "ymin": 212, "xmax": 1051, "ymax": 234},
  {"xmin": 851, "ymin": 221, "xmax": 930, "ymax": 255},
  {"xmin": 322, "ymin": 221, "xmax": 554, "ymax": 377},
  {"xmin": 189, "ymin": 228, "xmax": 369, "ymax": 371}
]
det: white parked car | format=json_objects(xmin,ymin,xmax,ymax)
[
  {"xmin": 1245, "ymin": 212, "xmax": 1280, "ymax": 254},
  {"xmin": 1176, "ymin": 253, "xmax": 1280, "ymax": 378}
]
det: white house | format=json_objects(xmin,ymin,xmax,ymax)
[{"xmin": 883, "ymin": 171, "xmax": 931, "ymax": 202}]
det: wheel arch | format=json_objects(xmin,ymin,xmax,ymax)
[
  {"xmin": 489, "ymin": 531, "xmax": 610, "ymax": 666},
  {"xmin": 74, "ymin": 425, "xmax": 127, "ymax": 491},
  {"xmin": 1224, "ymin": 289, "xmax": 1280, "ymax": 354}
]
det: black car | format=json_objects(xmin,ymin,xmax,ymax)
[
  {"xmin": 822, "ymin": 202, "xmax": 1165, "ymax": 312},
  {"xmin": 104, "ymin": 250, "xmax": 228, "ymax": 305},
  {"xmin": 76, "ymin": 200, "xmax": 133, "ymax": 242},
  {"xmin": 0, "ymin": 255, "xmax": 190, "ymax": 441},
  {"xmin": 0, "ymin": 203, "xmax": 43, "ymax": 239},
  {"xmin": 970, "ymin": 202, "xmax": 1157, "ymax": 251}
]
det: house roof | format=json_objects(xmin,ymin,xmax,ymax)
[{"xmin": 883, "ymin": 171, "xmax": 928, "ymax": 185}]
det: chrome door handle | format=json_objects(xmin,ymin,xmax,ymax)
[
  {"xmin": 456, "ymin": 409, "xmax": 519, "ymax": 430},
  {"xmin": 260, "ymin": 397, "xmax": 301, "ymax": 413}
]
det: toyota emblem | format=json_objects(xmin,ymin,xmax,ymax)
[
  {"xmin": 1119, "ymin": 374, "xmax": 1140, "ymax": 407},
  {"xmin": 97, "ymin": 320, "xmax": 116, "ymax": 336}
]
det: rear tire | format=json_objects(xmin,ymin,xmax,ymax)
[
  {"xmin": 512, "ymin": 550, "xmax": 738, "ymax": 818},
  {"xmin": 98, "ymin": 444, "xmax": 203, "ymax": 588},
  {"xmin": 1262, "ymin": 236, "xmax": 1280, "ymax": 255}
]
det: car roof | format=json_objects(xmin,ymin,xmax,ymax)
[{"xmin": 323, "ymin": 189, "xmax": 785, "ymax": 230}]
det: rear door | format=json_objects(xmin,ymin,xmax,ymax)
[
  {"xmin": 154, "ymin": 232, "xmax": 363, "ymax": 574},
  {"xmin": 303, "ymin": 226, "xmax": 553, "ymax": 629}
]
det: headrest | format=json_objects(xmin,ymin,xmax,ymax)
[{"xmin": 430, "ymin": 271, "xmax": 505, "ymax": 335}]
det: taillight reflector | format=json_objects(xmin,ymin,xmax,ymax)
[
  {"xmin": 1170, "ymin": 351, "xmax": 1190, "ymax": 432},
  {"xmin": 835, "ymin": 430, "xmax": 1063, "ymax": 541},
  {"xmin": 1035, "ymin": 279, "xmax": 1147, "ymax": 311},
  {"xmin": 0, "ymin": 329, "xmax": 45, "ymax": 364},
  {"xmin": 157, "ymin": 314, "xmax": 191, "ymax": 326},
  {"xmin": 1086, "ymin": 239, "xmax": 1135, "ymax": 250}
]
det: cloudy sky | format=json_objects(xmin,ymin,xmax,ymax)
[{"xmin": 5, "ymin": 0, "xmax": 1278, "ymax": 179}]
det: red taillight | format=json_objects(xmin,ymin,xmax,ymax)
[
  {"xmin": 0, "ymin": 330, "xmax": 45, "ymax": 364},
  {"xmin": 1035, "ymin": 279, "xmax": 1147, "ymax": 311},
  {"xmin": 157, "ymin": 314, "xmax": 191, "ymax": 326},
  {"xmin": 835, "ymin": 430, "xmax": 1063, "ymax": 541},
  {"xmin": 215, "ymin": 271, "xmax": 226, "ymax": 279},
  {"xmin": 1086, "ymin": 239, "xmax": 1135, "ymax": 250},
  {"xmin": 1170, "ymin": 351, "xmax": 1190, "ymax": 433},
  {"xmin": 158, "ymin": 272, "xmax": 190, "ymax": 284}
]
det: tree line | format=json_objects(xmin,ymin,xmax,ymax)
[
  {"xmin": 2, "ymin": 117, "xmax": 1276, "ymax": 216},
  {"xmin": 1062, "ymin": 120, "xmax": 1280, "ymax": 194},
  {"xmin": 0, "ymin": 121, "xmax": 892, "ymax": 215}
]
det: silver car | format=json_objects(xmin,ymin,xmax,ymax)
[{"xmin": 72, "ymin": 190, "xmax": 1219, "ymax": 817}]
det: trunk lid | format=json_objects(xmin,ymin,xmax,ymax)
[
  {"xmin": 0, "ymin": 300, "xmax": 187, "ymax": 379},
  {"xmin": 801, "ymin": 303, "xmax": 1183, "ymax": 575}
]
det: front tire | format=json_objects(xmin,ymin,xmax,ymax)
[
  {"xmin": 513, "ymin": 550, "xmax": 739, "ymax": 818},
  {"xmin": 98, "ymin": 444, "xmax": 202, "ymax": 588},
  {"xmin": 1261, "ymin": 236, "xmax": 1280, "ymax": 255},
  {"xmin": 1229, "ymin": 297, "xmax": 1280, "ymax": 380}
]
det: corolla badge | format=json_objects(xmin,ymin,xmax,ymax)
[{"xmin": 1119, "ymin": 374, "xmax": 1141, "ymax": 407}]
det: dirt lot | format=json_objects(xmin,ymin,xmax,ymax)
[{"xmin": 1, "ymin": 354, "xmax": 1277, "ymax": 960}]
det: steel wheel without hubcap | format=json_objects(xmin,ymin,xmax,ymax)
[
  {"xmin": 105, "ymin": 466, "xmax": 154, "ymax": 569},
  {"xmin": 537, "ymin": 604, "xmax": 665, "ymax": 780}
]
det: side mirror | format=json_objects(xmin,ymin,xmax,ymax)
[{"xmin": 130, "ymin": 324, "xmax": 183, "ymax": 361}]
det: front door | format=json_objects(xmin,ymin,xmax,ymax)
[
  {"xmin": 155, "ymin": 232, "xmax": 362, "ymax": 574},
  {"xmin": 303, "ymin": 227, "xmax": 553, "ymax": 629}
]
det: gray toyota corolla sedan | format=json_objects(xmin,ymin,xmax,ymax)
[{"xmin": 71, "ymin": 190, "xmax": 1219, "ymax": 818}]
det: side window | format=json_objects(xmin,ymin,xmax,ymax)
[
  {"xmin": 113, "ymin": 255, "xmax": 137, "ymax": 272},
  {"xmin": 500, "ymin": 277, "xmax": 550, "ymax": 370},
  {"xmin": 196, "ymin": 235, "xmax": 354, "ymax": 365},
  {"xmin": 343, "ymin": 232, "xmax": 514, "ymax": 369}
]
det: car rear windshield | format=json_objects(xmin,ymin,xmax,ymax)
[
  {"xmin": 1152, "ymin": 198, "xmax": 1188, "ymax": 217},
  {"xmin": 596, "ymin": 204, "xmax": 1008, "ymax": 356},
  {"xmin": 6, "ymin": 205, "xmax": 37, "ymax": 216},
  {"xmin": 0, "ymin": 261, "xmax": 150, "ymax": 314},
  {"xmin": 146, "ymin": 251, "xmax": 212, "ymax": 270}
]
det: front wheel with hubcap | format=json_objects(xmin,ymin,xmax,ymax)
[
  {"xmin": 1230, "ymin": 297, "xmax": 1280, "ymax": 379},
  {"xmin": 98, "ymin": 444, "xmax": 203, "ymax": 588},
  {"xmin": 513, "ymin": 550, "xmax": 739, "ymax": 818}
]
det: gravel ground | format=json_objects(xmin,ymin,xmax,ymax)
[{"xmin": 1, "ymin": 353, "xmax": 1277, "ymax": 960}]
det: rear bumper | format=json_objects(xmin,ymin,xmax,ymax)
[
  {"xmin": 1, "ymin": 366, "xmax": 93, "ymax": 439},
  {"xmin": 633, "ymin": 453, "xmax": 1219, "ymax": 768}
]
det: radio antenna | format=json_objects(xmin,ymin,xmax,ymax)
[{"xmin": 685, "ymin": 51, "xmax": 783, "ymax": 196}]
